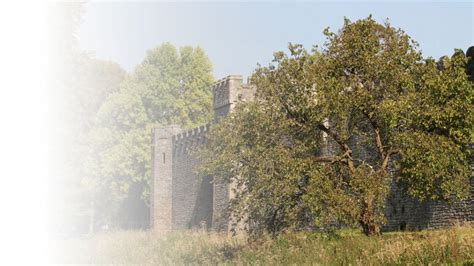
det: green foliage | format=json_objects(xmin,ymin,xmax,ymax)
[
  {"xmin": 202, "ymin": 17, "xmax": 473, "ymax": 236},
  {"xmin": 392, "ymin": 50, "xmax": 473, "ymax": 201},
  {"xmin": 88, "ymin": 43, "xmax": 214, "ymax": 226},
  {"xmin": 203, "ymin": 103, "xmax": 321, "ymax": 233},
  {"xmin": 129, "ymin": 43, "xmax": 214, "ymax": 128},
  {"xmin": 395, "ymin": 132, "xmax": 470, "ymax": 201}
]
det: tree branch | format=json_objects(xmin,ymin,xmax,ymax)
[
  {"xmin": 362, "ymin": 111, "xmax": 386, "ymax": 160},
  {"xmin": 311, "ymin": 156, "xmax": 339, "ymax": 163},
  {"xmin": 360, "ymin": 111, "xmax": 399, "ymax": 172},
  {"xmin": 373, "ymin": 127, "xmax": 385, "ymax": 159},
  {"xmin": 276, "ymin": 92, "xmax": 355, "ymax": 173},
  {"xmin": 315, "ymin": 123, "xmax": 355, "ymax": 173},
  {"xmin": 310, "ymin": 150, "xmax": 352, "ymax": 163},
  {"xmin": 381, "ymin": 149, "xmax": 398, "ymax": 171},
  {"xmin": 316, "ymin": 123, "xmax": 351, "ymax": 153}
]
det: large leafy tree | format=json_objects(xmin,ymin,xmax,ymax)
[
  {"xmin": 88, "ymin": 43, "xmax": 214, "ymax": 228},
  {"xmin": 202, "ymin": 17, "xmax": 473, "ymax": 236}
]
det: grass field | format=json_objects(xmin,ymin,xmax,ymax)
[{"xmin": 50, "ymin": 225, "xmax": 473, "ymax": 265}]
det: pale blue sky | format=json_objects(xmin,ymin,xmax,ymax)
[{"xmin": 78, "ymin": 1, "xmax": 473, "ymax": 79}]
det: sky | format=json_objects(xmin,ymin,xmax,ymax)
[{"xmin": 78, "ymin": 1, "xmax": 473, "ymax": 79}]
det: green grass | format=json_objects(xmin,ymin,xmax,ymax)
[{"xmin": 50, "ymin": 225, "xmax": 474, "ymax": 265}]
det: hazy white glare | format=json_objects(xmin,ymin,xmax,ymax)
[{"xmin": 0, "ymin": 2, "xmax": 48, "ymax": 265}]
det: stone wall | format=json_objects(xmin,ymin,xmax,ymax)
[
  {"xmin": 151, "ymin": 125, "xmax": 181, "ymax": 233},
  {"xmin": 171, "ymin": 125, "xmax": 212, "ymax": 230},
  {"xmin": 384, "ymin": 177, "xmax": 474, "ymax": 231}
]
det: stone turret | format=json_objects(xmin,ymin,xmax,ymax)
[
  {"xmin": 151, "ymin": 125, "xmax": 181, "ymax": 233},
  {"xmin": 211, "ymin": 75, "xmax": 254, "ymax": 231},
  {"xmin": 213, "ymin": 75, "xmax": 255, "ymax": 120}
]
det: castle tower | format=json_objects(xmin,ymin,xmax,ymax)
[
  {"xmin": 213, "ymin": 75, "xmax": 255, "ymax": 120},
  {"xmin": 211, "ymin": 75, "xmax": 254, "ymax": 231},
  {"xmin": 150, "ymin": 125, "xmax": 181, "ymax": 233}
]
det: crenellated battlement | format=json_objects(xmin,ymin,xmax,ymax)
[
  {"xmin": 212, "ymin": 75, "xmax": 242, "ymax": 89},
  {"xmin": 172, "ymin": 124, "xmax": 211, "ymax": 156},
  {"xmin": 173, "ymin": 124, "xmax": 211, "ymax": 142}
]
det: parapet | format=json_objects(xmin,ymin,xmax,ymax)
[
  {"xmin": 212, "ymin": 75, "xmax": 243, "ymax": 88},
  {"xmin": 172, "ymin": 123, "xmax": 211, "ymax": 156},
  {"xmin": 153, "ymin": 125, "xmax": 182, "ymax": 140}
]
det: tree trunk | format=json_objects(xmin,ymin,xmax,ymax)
[
  {"xmin": 360, "ymin": 220, "xmax": 380, "ymax": 236},
  {"xmin": 359, "ymin": 195, "xmax": 381, "ymax": 236}
]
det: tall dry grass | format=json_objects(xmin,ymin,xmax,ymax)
[
  {"xmin": 49, "ymin": 224, "xmax": 473, "ymax": 265},
  {"xmin": 49, "ymin": 230, "xmax": 245, "ymax": 264}
]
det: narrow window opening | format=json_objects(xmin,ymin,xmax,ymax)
[
  {"xmin": 401, "ymin": 205, "xmax": 405, "ymax": 214},
  {"xmin": 162, "ymin": 152, "xmax": 166, "ymax": 164}
]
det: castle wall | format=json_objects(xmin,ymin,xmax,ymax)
[
  {"xmin": 212, "ymin": 181, "xmax": 230, "ymax": 231},
  {"xmin": 171, "ymin": 125, "xmax": 213, "ymax": 230},
  {"xmin": 384, "ymin": 178, "xmax": 473, "ymax": 231}
]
